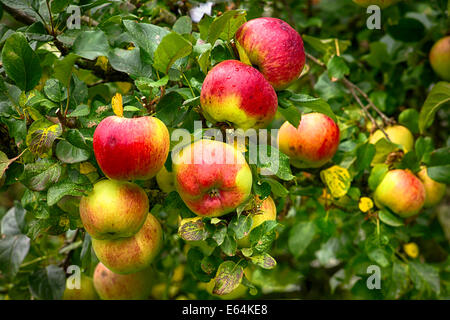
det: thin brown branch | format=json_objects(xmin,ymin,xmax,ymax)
[
  {"xmin": 60, "ymin": 229, "xmax": 80, "ymax": 272},
  {"xmin": 305, "ymin": 52, "xmax": 394, "ymax": 137},
  {"xmin": 2, "ymin": 4, "xmax": 36, "ymax": 25}
]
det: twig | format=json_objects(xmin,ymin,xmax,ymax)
[
  {"xmin": 305, "ymin": 52, "xmax": 393, "ymax": 140},
  {"xmin": 60, "ymin": 229, "xmax": 80, "ymax": 272}
]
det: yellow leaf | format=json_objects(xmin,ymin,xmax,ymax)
[
  {"xmin": 95, "ymin": 56, "xmax": 109, "ymax": 72},
  {"xmin": 403, "ymin": 243, "xmax": 419, "ymax": 259},
  {"xmin": 79, "ymin": 162, "xmax": 96, "ymax": 175},
  {"xmin": 358, "ymin": 197, "xmax": 374, "ymax": 213},
  {"xmin": 112, "ymin": 93, "xmax": 123, "ymax": 117},
  {"xmin": 320, "ymin": 165, "xmax": 351, "ymax": 198}
]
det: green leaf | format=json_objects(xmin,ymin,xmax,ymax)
[
  {"xmin": 2, "ymin": 32, "xmax": 42, "ymax": 91},
  {"xmin": 53, "ymin": 53, "xmax": 79, "ymax": 88},
  {"xmin": 427, "ymin": 166, "xmax": 450, "ymax": 184},
  {"xmin": 419, "ymin": 82, "xmax": 450, "ymax": 134},
  {"xmin": 178, "ymin": 219, "xmax": 208, "ymax": 241},
  {"xmin": 44, "ymin": 78, "xmax": 67, "ymax": 102},
  {"xmin": 424, "ymin": 147, "xmax": 450, "ymax": 184},
  {"xmin": 47, "ymin": 182, "xmax": 87, "ymax": 206},
  {"xmin": 220, "ymin": 232, "xmax": 237, "ymax": 256},
  {"xmin": 212, "ymin": 261, "xmax": 244, "ymax": 295},
  {"xmin": 55, "ymin": 140, "xmax": 90, "ymax": 164},
  {"xmin": 67, "ymin": 104, "xmax": 90, "ymax": 117},
  {"xmin": 73, "ymin": 30, "xmax": 110, "ymax": 60},
  {"xmin": 108, "ymin": 48, "xmax": 152, "ymax": 78},
  {"xmin": 1, "ymin": 202, "xmax": 26, "ymax": 236},
  {"xmin": 29, "ymin": 265, "xmax": 66, "ymax": 300},
  {"xmin": 386, "ymin": 262, "xmax": 409, "ymax": 300},
  {"xmin": 250, "ymin": 253, "xmax": 277, "ymax": 269},
  {"xmin": 277, "ymin": 105, "xmax": 301, "ymax": 128},
  {"xmin": 123, "ymin": 20, "xmax": 170, "ymax": 62},
  {"xmin": 415, "ymin": 136, "xmax": 434, "ymax": 163},
  {"xmin": 387, "ymin": 18, "xmax": 425, "ymax": 43},
  {"xmin": 173, "ymin": 16, "xmax": 192, "ymax": 34},
  {"xmin": 256, "ymin": 145, "xmax": 294, "ymax": 181},
  {"xmin": 409, "ymin": 261, "xmax": 440, "ymax": 296},
  {"xmin": 288, "ymin": 93, "xmax": 337, "ymax": 122},
  {"xmin": 207, "ymin": 10, "xmax": 246, "ymax": 44},
  {"xmin": 51, "ymin": 0, "xmax": 70, "ymax": 13},
  {"xmin": 187, "ymin": 248, "xmax": 211, "ymax": 282},
  {"xmin": 229, "ymin": 214, "xmax": 252, "ymax": 240},
  {"xmin": 288, "ymin": 221, "xmax": 316, "ymax": 258},
  {"xmin": 66, "ymin": 129, "xmax": 88, "ymax": 150},
  {"xmin": 367, "ymin": 247, "xmax": 390, "ymax": 268},
  {"xmin": 153, "ymin": 32, "xmax": 192, "ymax": 74},
  {"xmin": 368, "ymin": 164, "xmax": 388, "ymax": 191},
  {"xmin": 327, "ymin": 55, "xmax": 349, "ymax": 80},
  {"xmin": 379, "ymin": 209, "xmax": 404, "ymax": 227},
  {"xmin": 398, "ymin": 109, "xmax": 419, "ymax": 134},
  {"xmin": 21, "ymin": 160, "xmax": 62, "ymax": 191},
  {"xmin": 354, "ymin": 143, "xmax": 376, "ymax": 173},
  {"xmin": 156, "ymin": 91, "xmax": 184, "ymax": 127},
  {"xmin": 0, "ymin": 234, "xmax": 30, "ymax": 279},
  {"xmin": 261, "ymin": 177, "xmax": 289, "ymax": 197},
  {"xmin": 371, "ymin": 138, "xmax": 400, "ymax": 165}
]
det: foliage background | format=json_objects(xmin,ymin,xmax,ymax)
[{"xmin": 0, "ymin": 0, "xmax": 449, "ymax": 300}]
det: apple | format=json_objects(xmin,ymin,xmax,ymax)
[
  {"xmin": 237, "ymin": 196, "xmax": 277, "ymax": 248},
  {"xmin": 173, "ymin": 139, "xmax": 252, "ymax": 217},
  {"xmin": 352, "ymin": 0, "xmax": 399, "ymax": 9},
  {"xmin": 80, "ymin": 179, "xmax": 149, "ymax": 240},
  {"xmin": 374, "ymin": 169, "xmax": 426, "ymax": 218},
  {"xmin": 93, "ymin": 115, "xmax": 170, "ymax": 181},
  {"xmin": 235, "ymin": 17, "xmax": 305, "ymax": 90},
  {"xmin": 200, "ymin": 60, "xmax": 278, "ymax": 129},
  {"xmin": 93, "ymin": 263, "xmax": 154, "ymax": 300},
  {"xmin": 63, "ymin": 274, "xmax": 99, "ymax": 300},
  {"xmin": 92, "ymin": 213, "xmax": 163, "ymax": 274},
  {"xmin": 156, "ymin": 166, "xmax": 176, "ymax": 193},
  {"xmin": 417, "ymin": 167, "xmax": 446, "ymax": 208},
  {"xmin": 369, "ymin": 125, "xmax": 414, "ymax": 153},
  {"xmin": 429, "ymin": 36, "xmax": 450, "ymax": 81},
  {"xmin": 278, "ymin": 113, "xmax": 340, "ymax": 168}
]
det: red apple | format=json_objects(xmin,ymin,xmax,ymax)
[
  {"xmin": 429, "ymin": 36, "xmax": 450, "ymax": 81},
  {"xmin": 93, "ymin": 116, "xmax": 170, "ymax": 181},
  {"xmin": 173, "ymin": 139, "xmax": 252, "ymax": 217},
  {"xmin": 374, "ymin": 169, "xmax": 426, "ymax": 218},
  {"xmin": 80, "ymin": 179, "xmax": 149, "ymax": 240},
  {"xmin": 278, "ymin": 113, "xmax": 340, "ymax": 168},
  {"xmin": 200, "ymin": 60, "xmax": 278, "ymax": 129},
  {"xmin": 93, "ymin": 263, "xmax": 154, "ymax": 300},
  {"xmin": 92, "ymin": 213, "xmax": 163, "ymax": 274},
  {"xmin": 235, "ymin": 17, "xmax": 305, "ymax": 90}
]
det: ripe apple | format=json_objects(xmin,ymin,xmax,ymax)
[
  {"xmin": 235, "ymin": 17, "xmax": 305, "ymax": 90},
  {"xmin": 237, "ymin": 196, "xmax": 277, "ymax": 248},
  {"xmin": 156, "ymin": 166, "xmax": 176, "ymax": 193},
  {"xmin": 79, "ymin": 179, "xmax": 149, "ymax": 240},
  {"xmin": 93, "ymin": 263, "xmax": 154, "ymax": 300},
  {"xmin": 417, "ymin": 167, "xmax": 446, "ymax": 208},
  {"xmin": 369, "ymin": 125, "xmax": 414, "ymax": 153},
  {"xmin": 93, "ymin": 115, "xmax": 170, "ymax": 181},
  {"xmin": 429, "ymin": 36, "xmax": 450, "ymax": 81},
  {"xmin": 173, "ymin": 139, "xmax": 252, "ymax": 217},
  {"xmin": 352, "ymin": 0, "xmax": 399, "ymax": 9},
  {"xmin": 200, "ymin": 60, "xmax": 278, "ymax": 129},
  {"xmin": 63, "ymin": 274, "xmax": 99, "ymax": 300},
  {"xmin": 374, "ymin": 169, "xmax": 426, "ymax": 218},
  {"xmin": 92, "ymin": 213, "xmax": 163, "ymax": 274},
  {"xmin": 278, "ymin": 113, "xmax": 340, "ymax": 168}
]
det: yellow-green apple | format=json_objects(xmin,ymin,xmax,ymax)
[
  {"xmin": 63, "ymin": 274, "xmax": 99, "ymax": 300},
  {"xmin": 235, "ymin": 17, "xmax": 305, "ymax": 90},
  {"xmin": 156, "ymin": 166, "xmax": 176, "ymax": 193},
  {"xmin": 417, "ymin": 167, "xmax": 446, "ymax": 207},
  {"xmin": 80, "ymin": 179, "xmax": 149, "ymax": 240},
  {"xmin": 429, "ymin": 36, "xmax": 450, "ymax": 81},
  {"xmin": 352, "ymin": 0, "xmax": 399, "ymax": 9},
  {"xmin": 200, "ymin": 60, "xmax": 277, "ymax": 129},
  {"xmin": 92, "ymin": 213, "xmax": 163, "ymax": 274},
  {"xmin": 93, "ymin": 116, "xmax": 169, "ymax": 180},
  {"xmin": 173, "ymin": 139, "xmax": 252, "ymax": 217},
  {"xmin": 369, "ymin": 125, "xmax": 414, "ymax": 153},
  {"xmin": 374, "ymin": 169, "xmax": 426, "ymax": 218},
  {"xmin": 237, "ymin": 196, "xmax": 277, "ymax": 248},
  {"xmin": 278, "ymin": 113, "xmax": 340, "ymax": 168},
  {"xmin": 93, "ymin": 263, "xmax": 154, "ymax": 300}
]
